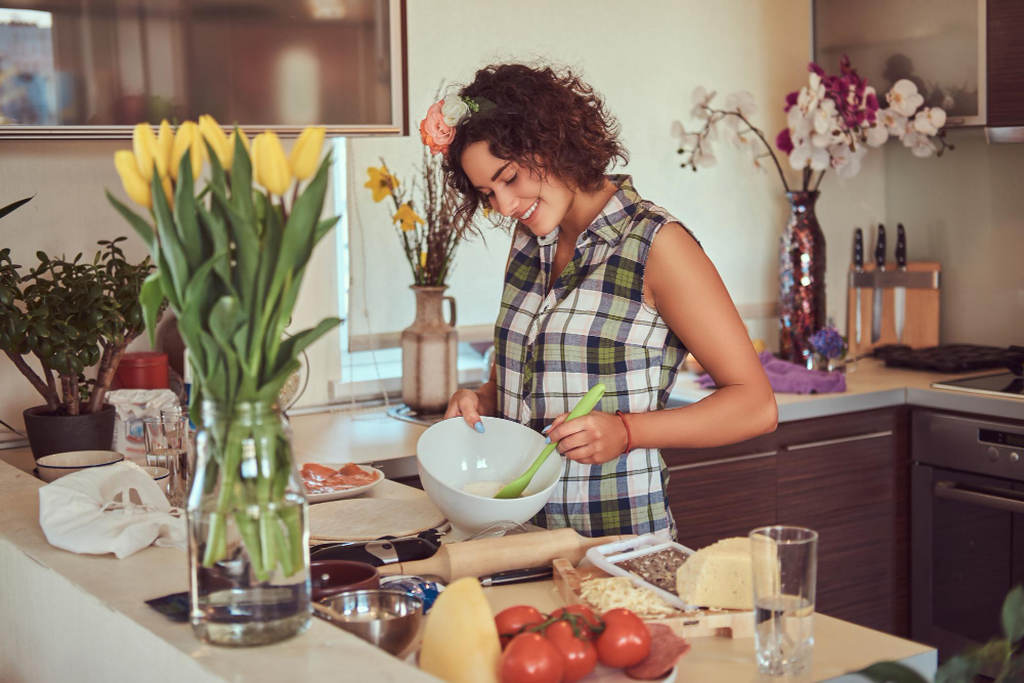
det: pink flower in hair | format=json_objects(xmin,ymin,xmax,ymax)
[{"xmin": 419, "ymin": 100, "xmax": 455, "ymax": 155}]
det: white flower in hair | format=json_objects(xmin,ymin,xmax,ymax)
[{"xmin": 441, "ymin": 95, "xmax": 470, "ymax": 127}]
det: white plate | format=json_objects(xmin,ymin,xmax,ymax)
[{"xmin": 303, "ymin": 463, "xmax": 385, "ymax": 503}]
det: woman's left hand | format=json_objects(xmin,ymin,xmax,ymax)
[{"xmin": 545, "ymin": 411, "xmax": 629, "ymax": 465}]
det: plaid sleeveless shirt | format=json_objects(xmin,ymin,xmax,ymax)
[{"xmin": 493, "ymin": 175, "xmax": 689, "ymax": 537}]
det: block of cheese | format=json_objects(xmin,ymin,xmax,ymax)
[{"xmin": 675, "ymin": 537, "xmax": 752, "ymax": 610}]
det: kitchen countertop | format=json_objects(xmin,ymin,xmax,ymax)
[
  {"xmin": 0, "ymin": 458, "xmax": 935, "ymax": 682},
  {"xmin": 2, "ymin": 359, "xmax": 1018, "ymax": 479}
]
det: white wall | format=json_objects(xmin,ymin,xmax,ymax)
[{"xmin": 2, "ymin": 0, "xmax": 1019, "ymax": 431}]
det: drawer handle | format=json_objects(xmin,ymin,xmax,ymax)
[
  {"xmin": 785, "ymin": 430, "xmax": 893, "ymax": 452},
  {"xmin": 667, "ymin": 450, "xmax": 777, "ymax": 472},
  {"xmin": 934, "ymin": 480, "xmax": 1024, "ymax": 515}
]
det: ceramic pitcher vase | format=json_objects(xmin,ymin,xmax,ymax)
[
  {"xmin": 401, "ymin": 285, "xmax": 458, "ymax": 414},
  {"xmin": 778, "ymin": 191, "xmax": 826, "ymax": 366}
]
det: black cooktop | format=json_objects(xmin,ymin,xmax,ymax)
[
  {"xmin": 931, "ymin": 372, "xmax": 1024, "ymax": 399},
  {"xmin": 873, "ymin": 344, "xmax": 1024, "ymax": 374}
]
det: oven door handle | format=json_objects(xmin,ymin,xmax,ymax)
[{"xmin": 934, "ymin": 480, "xmax": 1024, "ymax": 514}]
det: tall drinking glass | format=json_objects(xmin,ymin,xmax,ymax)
[
  {"xmin": 143, "ymin": 413, "xmax": 190, "ymax": 507},
  {"xmin": 750, "ymin": 525, "xmax": 818, "ymax": 677}
]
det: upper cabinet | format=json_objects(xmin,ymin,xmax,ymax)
[
  {"xmin": 0, "ymin": 0, "xmax": 408, "ymax": 139},
  {"xmin": 813, "ymin": 0, "xmax": 1024, "ymax": 141},
  {"xmin": 986, "ymin": 0, "xmax": 1024, "ymax": 140}
]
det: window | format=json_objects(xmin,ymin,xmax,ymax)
[{"xmin": 326, "ymin": 137, "xmax": 511, "ymax": 402}]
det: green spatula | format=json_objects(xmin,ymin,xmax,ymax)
[{"xmin": 493, "ymin": 383, "xmax": 607, "ymax": 499}]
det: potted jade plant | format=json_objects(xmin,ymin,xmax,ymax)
[
  {"xmin": 107, "ymin": 117, "xmax": 338, "ymax": 646},
  {"xmin": 0, "ymin": 215, "xmax": 156, "ymax": 458}
]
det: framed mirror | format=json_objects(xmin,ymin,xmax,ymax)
[{"xmin": 0, "ymin": 0, "xmax": 407, "ymax": 139}]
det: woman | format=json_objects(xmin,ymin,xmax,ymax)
[{"xmin": 426, "ymin": 63, "xmax": 777, "ymax": 537}]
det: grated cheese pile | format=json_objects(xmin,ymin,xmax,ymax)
[{"xmin": 579, "ymin": 576, "xmax": 678, "ymax": 619}]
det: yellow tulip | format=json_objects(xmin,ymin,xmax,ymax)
[
  {"xmin": 252, "ymin": 131, "xmax": 291, "ymax": 195},
  {"xmin": 155, "ymin": 119, "xmax": 174, "ymax": 179},
  {"xmin": 393, "ymin": 203, "xmax": 424, "ymax": 232},
  {"xmin": 171, "ymin": 121, "xmax": 205, "ymax": 181},
  {"xmin": 132, "ymin": 123, "xmax": 158, "ymax": 181},
  {"xmin": 289, "ymin": 126, "xmax": 326, "ymax": 180},
  {"xmin": 114, "ymin": 150, "xmax": 151, "ymax": 208},
  {"xmin": 198, "ymin": 114, "xmax": 231, "ymax": 169},
  {"xmin": 420, "ymin": 250, "xmax": 427, "ymax": 268},
  {"xmin": 364, "ymin": 166, "xmax": 399, "ymax": 202}
]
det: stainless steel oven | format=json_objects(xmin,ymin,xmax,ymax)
[{"xmin": 911, "ymin": 410, "xmax": 1024, "ymax": 658}]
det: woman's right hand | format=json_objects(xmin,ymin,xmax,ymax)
[{"xmin": 444, "ymin": 385, "xmax": 495, "ymax": 432}]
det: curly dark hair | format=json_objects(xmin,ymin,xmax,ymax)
[{"xmin": 443, "ymin": 63, "xmax": 628, "ymax": 231}]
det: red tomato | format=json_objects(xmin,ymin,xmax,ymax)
[
  {"xmin": 549, "ymin": 604, "xmax": 601, "ymax": 639},
  {"xmin": 595, "ymin": 608, "xmax": 651, "ymax": 668},
  {"xmin": 500, "ymin": 632, "xmax": 564, "ymax": 683},
  {"xmin": 495, "ymin": 605, "xmax": 546, "ymax": 648},
  {"xmin": 544, "ymin": 619, "xmax": 598, "ymax": 682}
]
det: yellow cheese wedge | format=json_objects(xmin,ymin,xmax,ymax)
[
  {"xmin": 418, "ymin": 577, "xmax": 500, "ymax": 683},
  {"xmin": 676, "ymin": 537, "xmax": 753, "ymax": 610}
]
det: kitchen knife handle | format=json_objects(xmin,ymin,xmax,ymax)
[
  {"xmin": 875, "ymin": 224, "xmax": 886, "ymax": 270},
  {"xmin": 853, "ymin": 228, "xmax": 863, "ymax": 270},
  {"xmin": 896, "ymin": 223, "xmax": 906, "ymax": 269}
]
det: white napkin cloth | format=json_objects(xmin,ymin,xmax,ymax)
[{"xmin": 39, "ymin": 460, "xmax": 186, "ymax": 558}]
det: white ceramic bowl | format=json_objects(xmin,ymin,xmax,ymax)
[
  {"xmin": 141, "ymin": 465, "xmax": 170, "ymax": 482},
  {"xmin": 36, "ymin": 450, "xmax": 125, "ymax": 483},
  {"xmin": 416, "ymin": 416, "xmax": 561, "ymax": 538}
]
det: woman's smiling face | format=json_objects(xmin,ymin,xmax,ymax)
[{"xmin": 460, "ymin": 141, "xmax": 573, "ymax": 237}]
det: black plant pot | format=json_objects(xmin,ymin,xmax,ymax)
[{"xmin": 23, "ymin": 403, "xmax": 117, "ymax": 460}]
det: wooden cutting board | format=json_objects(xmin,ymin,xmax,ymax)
[
  {"xmin": 309, "ymin": 496, "xmax": 446, "ymax": 542},
  {"xmin": 552, "ymin": 558, "xmax": 753, "ymax": 639}
]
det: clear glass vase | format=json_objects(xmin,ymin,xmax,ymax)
[{"xmin": 187, "ymin": 400, "xmax": 311, "ymax": 646}]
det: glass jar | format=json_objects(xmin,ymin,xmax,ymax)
[{"xmin": 188, "ymin": 400, "xmax": 311, "ymax": 646}]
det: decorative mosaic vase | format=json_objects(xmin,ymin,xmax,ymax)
[{"xmin": 778, "ymin": 191, "xmax": 826, "ymax": 366}]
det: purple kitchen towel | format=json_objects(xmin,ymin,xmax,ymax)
[{"xmin": 696, "ymin": 350, "xmax": 846, "ymax": 394}]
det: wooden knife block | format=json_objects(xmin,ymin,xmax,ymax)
[{"xmin": 846, "ymin": 261, "xmax": 940, "ymax": 357}]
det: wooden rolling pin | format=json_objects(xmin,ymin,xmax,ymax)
[{"xmin": 377, "ymin": 528, "xmax": 630, "ymax": 582}]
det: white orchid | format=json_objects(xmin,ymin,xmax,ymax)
[
  {"xmin": 879, "ymin": 109, "xmax": 908, "ymax": 138},
  {"xmin": 830, "ymin": 140, "xmax": 867, "ymax": 179},
  {"xmin": 670, "ymin": 120, "xmax": 700, "ymax": 149},
  {"xmin": 886, "ymin": 79, "xmax": 924, "ymax": 117},
  {"xmin": 724, "ymin": 90, "xmax": 757, "ymax": 118},
  {"xmin": 691, "ymin": 144, "xmax": 717, "ymax": 168},
  {"xmin": 789, "ymin": 136, "xmax": 829, "ymax": 171},
  {"xmin": 690, "ymin": 86, "xmax": 713, "ymax": 120},
  {"xmin": 912, "ymin": 107, "xmax": 947, "ymax": 136},
  {"xmin": 865, "ymin": 123, "xmax": 889, "ymax": 147}
]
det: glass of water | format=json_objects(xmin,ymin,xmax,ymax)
[
  {"xmin": 750, "ymin": 525, "xmax": 818, "ymax": 677},
  {"xmin": 143, "ymin": 411, "xmax": 190, "ymax": 507}
]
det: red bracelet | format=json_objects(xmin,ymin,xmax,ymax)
[{"xmin": 615, "ymin": 410, "xmax": 633, "ymax": 453}]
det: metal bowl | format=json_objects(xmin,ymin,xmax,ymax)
[{"xmin": 316, "ymin": 589, "xmax": 424, "ymax": 658}]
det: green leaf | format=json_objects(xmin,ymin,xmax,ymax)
[
  {"xmin": 0, "ymin": 195, "xmax": 32, "ymax": 220},
  {"xmin": 271, "ymin": 317, "xmax": 340, "ymax": 376},
  {"xmin": 1001, "ymin": 585, "xmax": 1024, "ymax": 644},
  {"xmin": 936, "ymin": 654, "xmax": 982, "ymax": 683},
  {"xmin": 314, "ymin": 215, "xmax": 341, "ymax": 245},
  {"xmin": 139, "ymin": 272, "xmax": 165, "ymax": 347},
  {"xmin": 105, "ymin": 191, "xmax": 156, "ymax": 253},
  {"xmin": 150, "ymin": 171, "xmax": 190, "ymax": 306},
  {"xmin": 196, "ymin": 204, "xmax": 232, "ymax": 289},
  {"xmin": 229, "ymin": 130, "xmax": 255, "ymax": 227},
  {"xmin": 173, "ymin": 152, "xmax": 203, "ymax": 269},
  {"xmin": 854, "ymin": 661, "xmax": 930, "ymax": 683},
  {"xmin": 208, "ymin": 296, "xmax": 245, "ymax": 350}
]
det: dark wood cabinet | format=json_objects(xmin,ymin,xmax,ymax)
[
  {"xmin": 662, "ymin": 407, "xmax": 910, "ymax": 636},
  {"xmin": 987, "ymin": 0, "xmax": 1024, "ymax": 129}
]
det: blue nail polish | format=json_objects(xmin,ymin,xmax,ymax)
[
  {"xmin": 474, "ymin": 421, "xmax": 485, "ymax": 434},
  {"xmin": 542, "ymin": 424, "xmax": 552, "ymax": 434},
  {"xmin": 545, "ymin": 436, "xmax": 551, "ymax": 444}
]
